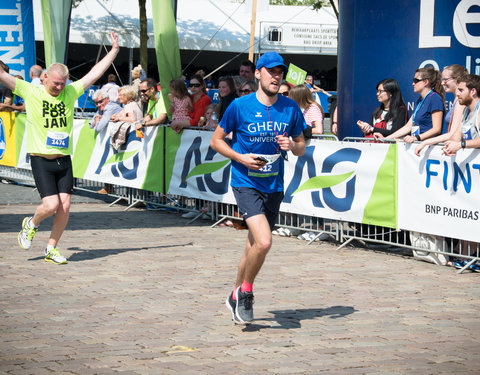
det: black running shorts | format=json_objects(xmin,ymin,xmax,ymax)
[
  {"xmin": 30, "ymin": 155, "xmax": 74, "ymax": 198},
  {"xmin": 232, "ymin": 186, "xmax": 284, "ymax": 231}
]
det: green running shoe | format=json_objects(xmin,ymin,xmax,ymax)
[
  {"xmin": 44, "ymin": 247, "xmax": 68, "ymax": 265},
  {"xmin": 18, "ymin": 217, "xmax": 38, "ymax": 250}
]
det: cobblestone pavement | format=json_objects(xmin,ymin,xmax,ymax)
[{"xmin": 1, "ymin": 183, "xmax": 479, "ymax": 374}]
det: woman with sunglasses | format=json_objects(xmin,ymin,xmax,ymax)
[
  {"xmin": 217, "ymin": 76, "xmax": 238, "ymax": 121},
  {"xmin": 379, "ymin": 67, "xmax": 445, "ymax": 143},
  {"xmin": 238, "ymin": 80, "xmax": 258, "ymax": 97},
  {"xmin": 414, "ymin": 65, "xmax": 467, "ymax": 156},
  {"xmin": 170, "ymin": 74, "xmax": 211, "ymax": 132},
  {"xmin": 357, "ymin": 78, "xmax": 408, "ymax": 138}
]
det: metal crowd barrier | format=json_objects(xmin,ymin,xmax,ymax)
[{"xmin": 2, "ymin": 132, "xmax": 478, "ymax": 274}]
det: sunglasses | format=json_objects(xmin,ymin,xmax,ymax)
[
  {"xmin": 139, "ymin": 89, "xmax": 149, "ymax": 93},
  {"xmin": 280, "ymin": 92, "xmax": 289, "ymax": 96},
  {"xmin": 412, "ymin": 78, "xmax": 424, "ymax": 84},
  {"xmin": 239, "ymin": 89, "xmax": 253, "ymax": 94},
  {"xmin": 189, "ymin": 83, "xmax": 201, "ymax": 88},
  {"xmin": 94, "ymin": 98, "xmax": 105, "ymax": 105}
]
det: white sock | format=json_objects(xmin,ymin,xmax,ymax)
[
  {"xmin": 46, "ymin": 244, "xmax": 55, "ymax": 251},
  {"xmin": 29, "ymin": 218, "xmax": 39, "ymax": 228}
]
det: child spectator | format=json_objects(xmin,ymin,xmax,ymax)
[
  {"xmin": 168, "ymin": 79, "xmax": 193, "ymax": 130},
  {"xmin": 198, "ymin": 103, "xmax": 218, "ymax": 130}
]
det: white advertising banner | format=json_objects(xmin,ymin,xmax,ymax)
[
  {"xmin": 398, "ymin": 143, "xmax": 480, "ymax": 242},
  {"xmin": 282, "ymin": 140, "xmax": 396, "ymax": 226},
  {"xmin": 77, "ymin": 121, "xmax": 164, "ymax": 191},
  {"xmin": 166, "ymin": 129, "xmax": 236, "ymax": 203},
  {"xmin": 167, "ymin": 131, "xmax": 397, "ymax": 228}
]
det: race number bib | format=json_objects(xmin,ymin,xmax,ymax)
[
  {"xmin": 248, "ymin": 153, "xmax": 281, "ymax": 178},
  {"xmin": 411, "ymin": 125, "xmax": 420, "ymax": 136},
  {"xmin": 46, "ymin": 131, "xmax": 69, "ymax": 149}
]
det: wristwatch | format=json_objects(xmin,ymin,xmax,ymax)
[
  {"xmin": 461, "ymin": 139, "xmax": 466, "ymax": 149},
  {"xmin": 141, "ymin": 120, "xmax": 146, "ymax": 128}
]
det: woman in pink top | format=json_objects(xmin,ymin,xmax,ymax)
[{"xmin": 289, "ymin": 84, "xmax": 324, "ymax": 135}]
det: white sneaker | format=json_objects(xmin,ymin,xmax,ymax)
[
  {"xmin": 297, "ymin": 231, "xmax": 329, "ymax": 241},
  {"xmin": 298, "ymin": 231, "xmax": 315, "ymax": 241},
  {"xmin": 44, "ymin": 247, "xmax": 68, "ymax": 264},
  {"xmin": 18, "ymin": 217, "xmax": 38, "ymax": 250}
]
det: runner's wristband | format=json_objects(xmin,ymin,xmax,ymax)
[
  {"xmin": 461, "ymin": 139, "xmax": 466, "ymax": 149},
  {"xmin": 415, "ymin": 134, "xmax": 421, "ymax": 141}
]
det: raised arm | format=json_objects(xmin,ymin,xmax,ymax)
[
  {"xmin": 80, "ymin": 31, "xmax": 120, "ymax": 90},
  {"xmin": 0, "ymin": 65, "xmax": 15, "ymax": 92}
]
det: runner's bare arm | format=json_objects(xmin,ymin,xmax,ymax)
[
  {"xmin": 80, "ymin": 31, "xmax": 120, "ymax": 90},
  {"xmin": 276, "ymin": 133, "xmax": 306, "ymax": 157},
  {"xmin": 0, "ymin": 65, "xmax": 15, "ymax": 91},
  {"xmin": 210, "ymin": 126, "xmax": 264, "ymax": 170}
]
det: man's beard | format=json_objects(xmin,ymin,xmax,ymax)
[
  {"xmin": 459, "ymin": 96, "xmax": 472, "ymax": 107},
  {"xmin": 260, "ymin": 81, "xmax": 279, "ymax": 97}
]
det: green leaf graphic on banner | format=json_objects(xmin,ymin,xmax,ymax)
[
  {"xmin": 292, "ymin": 171, "xmax": 354, "ymax": 195},
  {"xmin": 104, "ymin": 150, "xmax": 138, "ymax": 166},
  {"xmin": 362, "ymin": 143, "xmax": 397, "ymax": 229},
  {"xmin": 186, "ymin": 159, "xmax": 230, "ymax": 180}
]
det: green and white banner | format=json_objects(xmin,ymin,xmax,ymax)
[
  {"xmin": 165, "ymin": 127, "xmax": 234, "ymax": 202},
  {"xmin": 165, "ymin": 131, "xmax": 398, "ymax": 228},
  {"xmin": 73, "ymin": 120, "xmax": 164, "ymax": 192},
  {"xmin": 283, "ymin": 140, "xmax": 397, "ymax": 227}
]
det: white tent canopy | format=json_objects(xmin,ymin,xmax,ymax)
[{"xmin": 33, "ymin": 0, "xmax": 338, "ymax": 55}]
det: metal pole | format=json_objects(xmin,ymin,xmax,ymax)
[
  {"xmin": 248, "ymin": 0, "xmax": 257, "ymax": 62},
  {"xmin": 129, "ymin": 47, "xmax": 133, "ymax": 84}
]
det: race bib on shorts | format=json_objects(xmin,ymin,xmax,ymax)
[
  {"xmin": 248, "ymin": 153, "xmax": 281, "ymax": 178},
  {"xmin": 46, "ymin": 131, "xmax": 69, "ymax": 149}
]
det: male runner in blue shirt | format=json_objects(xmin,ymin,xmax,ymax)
[{"xmin": 210, "ymin": 52, "xmax": 307, "ymax": 324}]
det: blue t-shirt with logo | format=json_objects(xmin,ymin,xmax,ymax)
[
  {"xmin": 412, "ymin": 91, "xmax": 444, "ymax": 135},
  {"xmin": 220, "ymin": 93, "xmax": 306, "ymax": 193}
]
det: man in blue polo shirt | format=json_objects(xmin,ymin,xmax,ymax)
[{"xmin": 210, "ymin": 52, "xmax": 307, "ymax": 325}]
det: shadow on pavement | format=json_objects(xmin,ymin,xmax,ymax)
[
  {"xmin": 1, "ymin": 211, "xmax": 209, "ymax": 233},
  {"xmin": 27, "ymin": 242, "xmax": 193, "ymax": 262},
  {"xmin": 243, "ymin": 306, "xmax": 357, "ymax": 331}
]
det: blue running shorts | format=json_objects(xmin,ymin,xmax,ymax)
[{"xmin": 232, "ymin": 187, "xmax": 284, "ymax": 231}]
